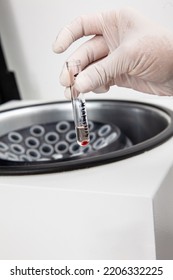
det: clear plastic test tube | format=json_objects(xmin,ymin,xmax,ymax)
[{"xmin": 66, "ymin": 60, "xmax": 90, "ymax": 146}]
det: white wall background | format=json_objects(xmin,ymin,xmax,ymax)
[{"xmin": 0, "ymin": 0, "xmax": 173, "ymax": 100}]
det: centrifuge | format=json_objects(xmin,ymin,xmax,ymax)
[{"xmin": 0, "ymin": 92, "xmax": 173, "ymax": 260}]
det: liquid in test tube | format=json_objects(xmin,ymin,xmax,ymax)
[{"xmin": 66, "ymin": 60, "xmax": 90, "ymax": 146}]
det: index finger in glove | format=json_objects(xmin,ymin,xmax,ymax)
[{"xmin": 53, "ymin": 13, "xmax": 108, "ymax": 53}]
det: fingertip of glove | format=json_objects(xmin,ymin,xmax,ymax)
[
  {"xmin": 64, "ymin": 87, "xmax": 71, "ymax": 100},
  {"xmin": 59, "ymin": 66, "xmax": 71, "ymax": 86},
  {"xmin": 52, "ymin": 40, "xmax": 64, "ymax": 53},
  {"xmin": 75, "ymin": 73, "xmax": 92, "ymax": 93},
  {"xmin": 59, "ymin": 75, "xmax": 69, "ymax": 87}
]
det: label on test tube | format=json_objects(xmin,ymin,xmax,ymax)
[{"xmin": 66, "ymin": 60, "xmax": 90, "ymax": 146}]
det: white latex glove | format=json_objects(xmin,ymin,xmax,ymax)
[{"xmin": 53, "ymin": 7, "xmax": 173, "ymax": 97}]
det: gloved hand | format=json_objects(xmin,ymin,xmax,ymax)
[{"xmin": 53, "ymin": 7, "xmax": 173, "ymax": 97}]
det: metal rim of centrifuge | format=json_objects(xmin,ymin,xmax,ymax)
[{"xmin": 0, "ymin": 99, "xmax": 173, "ymax": 175}]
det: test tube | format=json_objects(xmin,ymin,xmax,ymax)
[{"xmin": 66, "ymin": 60, "xmax": 90, "ymax": 146}]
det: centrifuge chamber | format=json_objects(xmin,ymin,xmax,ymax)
[
  {"xmin": 0, "ymin": 93, "xmax": 173, "ymax": 260},
  {"xmin": 0, "ymin": 99, "xmax": 173, "ymax": 174}
]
